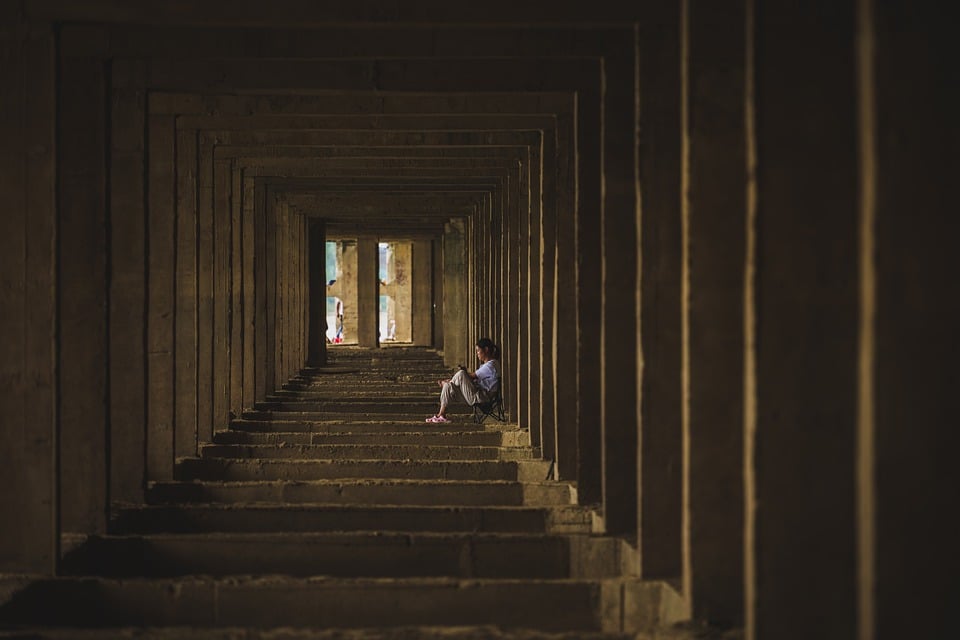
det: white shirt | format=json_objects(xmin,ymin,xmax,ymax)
[{"xmin": 475, "ymin": 359, "xmax": 500, "ymax": 394}]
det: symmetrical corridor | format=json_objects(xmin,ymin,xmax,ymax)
[{"xmin": 2, "ymin": 2, "xmax": 957, "ymax": 638}]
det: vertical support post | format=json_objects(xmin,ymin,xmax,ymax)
[
  {"xmin": 356, "ymin": 235, "xmax": 380, "ymax": 348},
  {"xmin": 0, "ymin": 20, "xmax": 57, "ymax": 572},
  {"xmin": 307, "ymin": 218, "xmax": 327, "ymax": 366},
  {"xmin": 684, "ymin": 0, "xmax": 747, "ymax": 624},
  {"xmin": 600, "ymin": 40, "xmax": 639, "ymax": 536},
  {"xmin": 412, "ymin": 239, "xmax": 433, "ymax": 346},
  {"xmin": 747, "ymin": 2, "xmax": 859, "ymax": 636},
  {"xmin": 637, "ymin": 3, "xmax": 684, "ymax": 577},
  {"xmin": 443, "ymin": 221, "xmax": 467, "ymax": 368},
  {"xmin": 870, "ymin": 3, "xmax": 960, "ymax": 637},
  {"xmin": 110, "ymin": 59, "xmax": 147, "ymax": 503}
]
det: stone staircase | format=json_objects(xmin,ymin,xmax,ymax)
[{"xmin": 0, "ymin": 347, "xmax": 685, "ymax": 638}]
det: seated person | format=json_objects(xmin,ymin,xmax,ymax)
[{"xmin": 426, "ymin": 337, "xmax": 500, "ymax": 423}]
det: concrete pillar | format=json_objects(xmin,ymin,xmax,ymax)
[
  {"xmin": 538, "ymin": 137, "xmax": 557, "ymax": 465},
  {"xmin": 600, "ymin": 37, "xmax": 639, "ymax": 536},
  {"xmin": 412, "ymin": 239, "xmax": 433, "ymax": 346},
  {"xmin": 747, "ymin": 2, "xmax": 859, "ymax": 637},
  {"xmin": 432, "ymin": 237, "xmax": 444, "ymax": 349},
  {"xmin": 174, "ymin": 124, "xmax": 198, "ymax": 459},
  {"xmin": 382, "ymin": 241, "xmax": 412, "ymax": 343},
  {"xmin": 307, "ymin": 219, "xmax": 327, "ymax": 366},
  {"xmin": 109, "ymin": 59, "xmax": 147, "ymax": 504},
  {"xmin": 554, "ymin": 108, "xmax": 579, "ymax": 482},
  {"xmin": 340, "ymin": 240, "xmax": 359, "ymax": 344},
  {"xmin": 443, "ymin": 220, "xmax": 467, "ymax": 368},
  {"xmin": 264, "ymin": 195, "xmax": 278, "ymax": 390},
  {"xmin": 242, "ymin": 173, "xmax": 256, "ymax": 407},
  {"xmin": 576, "ymin": 90, "xmax": 603, "ymax": 507},
  {"xmin": 228, "ymin": 166, "xmax": 243, "ymax": 418},
  {"xmin": 637, "ymin": 2, "xmax": 684, "ymax": 579},
  {"xmin": 684, "ymin": 0, "xmax": 746, "ymax": 625},
  {"xmin": 146, "ymin": 109, "xmax": 176, "ymax": 473},
  {"xmin": 356, "ymin": 236, "xmax": 379, "ymax": 348},
  {"xmin": 0, "ymin": 20, "xmax": 57, "ymax": 572},
  {"xmin": 197, "ymin": 134, "xmax": 215, "ymax": 433},
  {"xmin": 213, "ymin": 160, "xmax": 232, "ymax": 430},
  {"xmin": 59, "ymin": 55, "xmax": 110, "ymax": 527},
  {"xmin": 869, "ymin": 3, "xmax": 959, "ymax": 637}
]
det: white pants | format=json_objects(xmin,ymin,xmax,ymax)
[{"xmin": 440, "ymin": 369, "xmax": 488, "ymax": 409}]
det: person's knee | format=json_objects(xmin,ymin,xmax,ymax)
[{"xmin": 453, "ymin": 369, "xmax": 467, "ymax": 383}]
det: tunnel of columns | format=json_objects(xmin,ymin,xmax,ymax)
[{"xmin": 1, "ymin": 1, "xmax": 957, "ymax": 638}]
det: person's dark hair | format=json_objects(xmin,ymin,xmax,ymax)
[{"xmin": 476, "ymin": 337, "xmax": 500, "ymax": 359}]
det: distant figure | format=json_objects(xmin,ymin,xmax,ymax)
[
  {"xmin": 426, "ymin": 338, "xmax": 500, "ymax": 423},
  {"xmin": 335, "ymin": 298, "xmax": 344, "ymax": 342}
]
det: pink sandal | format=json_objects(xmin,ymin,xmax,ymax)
[{"xmin": 426, "ymin": 415, "xmax": 451, "ymax": 423}]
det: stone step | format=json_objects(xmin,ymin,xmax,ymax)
[
  {"xmin": 0, "ymin": 625, "xmax": 633, "ymax": 639},
  {"xmin": 110, "ymin": 504, "xmax": 593, "ymax": 535},
  {"xmin": 269, "ymin": 390, "xmax": 437, "ymax": 400},
  {"xmin": 228, "ymin": 418, "xmax": 495, "ymax": 433},
  {"xmin": 0, "ymin": 576, "xmax": 607, "ymax": 631},
  {"xmin": 254, "ymin": 401, "xmax": 441, "ymax": 412},
  {"xmin": 199, "ymin": 444, "xmax": 535, "ymax": 462},
  {"xmin": 147, "ymin": 479, "xmax": 573, "ymax": 507},
  {"xmin": 242, "ymin": 411, "xmax": 477, "ymax": 423},
  {"xmin": 213, "ymin": 429, "xmax": 529, "ymax": 447},
  {"xmin": 175, "ymin": 458, "xmax": 551, "ymax": 482},
  {"xmin": 60, "ymin": 532, "xmax": 580, "ymax": 579}
]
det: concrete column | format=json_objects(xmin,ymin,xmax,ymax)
[
  {"xmin": 870, "ymin": 3, "xmax": 959, "ymax": 637},
  {"xmin": 538, "ymin": 138, "xmax": 557, "ymax": 464},
  {"xmin": 197, "ymin": 134, "xmax": 215, "ymax": 433},
  {"xmin": 356, "ymin": 235, "xmax": 379, "ymax": 348},
  {"xmin": 146, "ymin": 111, "xmax": 177, "ymax": 475},
  {"xmin": 212, "ymin": 160, "xmax": 232, "ymax": 431},
  {"xmin": 637, "ymin": 2, "xmax": 684, "ymax": 579},
  {"xmin": 264, "ymin": 195, "xmax": 278, "ymax": 390},
  {"xmin": 383, "ymin": 241, "xmax": 412, "ymax": 343},
  {"xmin": 58, "ymin": 56, "xmax": 110, "ymax": 526},
  {"xmin": 109, "ymin": 59, "xmax": 147, "ymax": 504},
  {"xmin": 600, "ymin": 37, "xmax": 639, "ymax": 536},
  {"xmin": 242, "ymin": 172, "xmax": 256, "ymax": 407},
  {"xmin": 307, "ymin": 219, "xmax": 327, "ymax": 366},
  {"xmin": 684, "ymin": 0, "xmax": 746, "ymax": 625},
  {"xmin": 443, "ymin": 220, "xmax": 467, "ymax": 368},
  {"xmin": 0, "ymin": 20, "xmax": 57, "ymax": 572},
  {"xmin": 432, "ymin": 237, "xmax": 444, "ymax": 349},
  {"xmin": 229, "ymin": 166, "xmax": 243, "ymax": 417},
  {"xmin": 747, "ymin": 2, "xmax": 859, "ymax": 637},
  {"xmin": 174, "ymin": 124, "xmax": 198, "ymax": 459},
  {"xmin": 554, "ymin": 108, "xmax": 579, "ymax": 482},
  {"xmin": 575, "ymin": 88, "xmax": 604, "ymax": 507},
  {"xmin": 340, "ymin": 240, "xmax": 359, "ymax": 344},
  {"xmin": 412, "ymin": 239, "xmax": 433, "ymax": 346}
]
